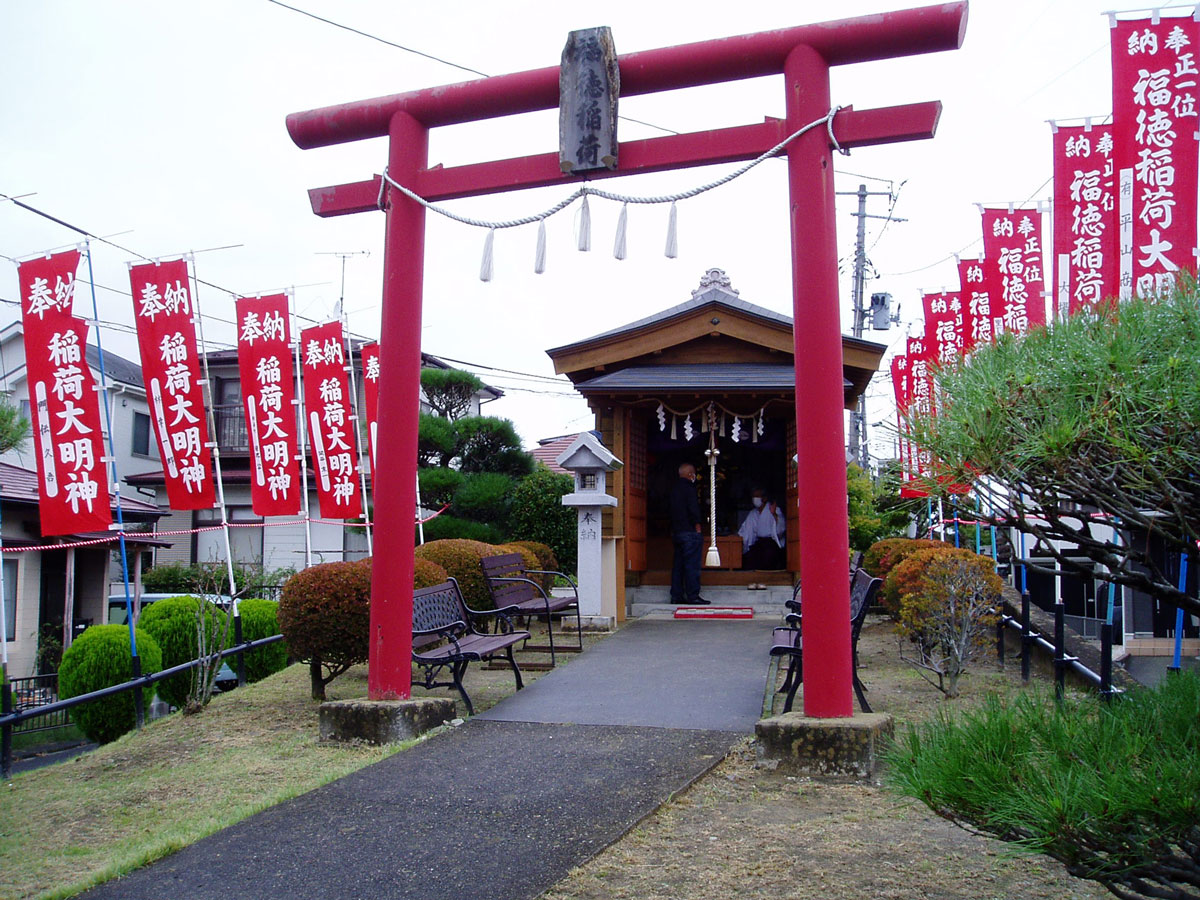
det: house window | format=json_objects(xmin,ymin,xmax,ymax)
[
  {"xmin": 2, "ymin": 559, "xmax": 15, "ymax": 641},
  {"xmin": 193, "ymin": 506, "xmax": 263, "ymax": 569},
  {"xmin": 132, "ymin": 412, "xmax": 155, "ymax": 457}
]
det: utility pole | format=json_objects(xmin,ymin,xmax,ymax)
[{"xmin": 838, "ymin": 183, "xmax": 905, "ymax": 470}]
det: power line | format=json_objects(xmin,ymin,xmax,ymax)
[
  {"xmin": 0, "ymin": 193, "xmax": 373, "ymax": 342},
  {"xmin": 264, "ymin": 0, "xmax": 489, "ymax": 78},
  {"xmin": 263, "ymin": 0, "xmax": 681, "ymax": 136}
]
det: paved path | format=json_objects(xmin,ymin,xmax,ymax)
[
  {"xmin": 80, "ymin": 616, "xmax": 774, "ymax": 900},
  {"xmin": 479, "ymin": 615, "xmax": 774, "ymax": 731}
]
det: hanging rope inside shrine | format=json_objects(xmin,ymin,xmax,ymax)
[
  {"xmin": 654, "ymin": 400, "xmax": 767, "ymax": 444},
  {"xmin": 377, "ymin": 106, "xmax": 849, "ymax": 280},
  {"xmin": 703, "ymin": 407, "xmax": 722, "ymax": 568}
]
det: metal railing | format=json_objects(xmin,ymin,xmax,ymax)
[
  {"xmin": 8, "ymin": 674, "xmax": 70, "ymax": 736},
  {"xmin": 995, "ymin": 590, "xmax": 1122, "ymax": 702},
  {"xmin": 1, "ymin": 633, "xmax": 284, "ymax": 779},
  {"xmin": 213, "ymin": 403, "xmax": 248, "ymax": 452}
]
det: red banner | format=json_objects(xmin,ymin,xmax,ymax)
[
  {"xmin": 236, "ymin": 295, "xmax": 301, "ymax": 517},
  {"xmin": 301, "ymin": 321, "xmax": 362, "ymax": 519},
  {"xmin": 19, "ymin": 251, "xmax": 112, "ymax": 535},
  {"xmin": 921, "ymin": 290, "xmax": 963, "ymax": 367},
  {"xmin": 128, "ymin": 260, "xmax": 216, "ymax": 510},
  {"xmin": 956, "ymin": 257, "xmax": 992, "ymax": 349},
  {"xmin": 980, "ymin": 207, "xmax": 1048, "ymax": 336},
  {"xmin": 360, "ymin": 342, "xmax": 380, "ymax": 473},
  {"xmin": 1052, "ymin": 124, "xmax": 1117, "ymax": 316},
  {"xmin": 1112, "ymin": 16, "xmax": 1200, "ymax": 299}
]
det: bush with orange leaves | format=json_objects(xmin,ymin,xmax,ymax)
[{"xmin": 892, "ymin": 547, "xmax": 1002, "ymax": 698}]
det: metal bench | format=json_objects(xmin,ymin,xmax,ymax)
[
  {"xmin": 412, "ymin": 577, "xmax": 530, "ymax": 716},
  {"xmin": 480, "ymin": 553, "xmax": 582, "ymax": 667},
  {"xmin": 764, "ymin": 567, "xmax": 881, "ymax": 716}
]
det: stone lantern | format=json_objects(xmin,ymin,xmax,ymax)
[{"xmin": 557, "ymin": 432, "xmax": 623, "ymax": 627}]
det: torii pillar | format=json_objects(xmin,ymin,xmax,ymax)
[{"xmin": 287, "ymin": 3, "xmax": 967, "ymax": 716}]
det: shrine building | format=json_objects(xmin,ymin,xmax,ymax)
[{"xmin": 546, "ymin": 269, "xmax": 885, "ymax": 610}]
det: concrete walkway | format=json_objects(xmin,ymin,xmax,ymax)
[{"xmin": 80, "ymin": 615, "xmax": 775, "ymax": 900}]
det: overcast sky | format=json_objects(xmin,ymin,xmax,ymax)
[{"xmin": 1, "ymin": 0, "xmax": 1128, "ymax": 458}]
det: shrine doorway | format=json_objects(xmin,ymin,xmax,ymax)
[{"xmin": 546, "ymin": 269, "xmax": 886, "ymax": 600}]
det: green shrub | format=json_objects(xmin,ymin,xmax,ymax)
[
  {"xmin": 234, "ymin": 598, "xmax": 289, "ymax": 683},
  {"xmin": 420, "ymin": 514, "xmax": 506, "ymax": 545},
  {"xmin": 887, "ymin": 672, "xmax": 1200, "ymax": 898},
  {"xmin": 418, "ymin": 466, "xmax": 463, "ymax": 508},
  {"xmin": 278, "ymin": 560, "xmax": 372, "ymax": 700},
  {"xmin": 140, "ymin": 561, "xmax": 291, "ymax": 599},
  {"xmin": 414, "ymin": 539, "xmax": 498, "ymax": 610},
  {"xmin": 137, "ymin": 595, "xmax": 230, "ymax": 710},
  {"xmin": 58, "ymin": 625, "xmax": 163, "ymax": 744},
  {"xmin": 508, "ymin": 464, "xmax": 577, "ymax": 575},
  {"xmin": 413, "ymin": 557, "xmax": 448, "ymax": 590},
  {"xmin": 417, "ymin": 412, "xmax": 457, "ymax": 467},
  {"xmin": 893, "ymin": 548, "xmax": 1002, "ymax": 697},
  {"xmin": 454, "ymin": 416, "xmax": 534, "ymax": 476},
  {"xmin": 451, "ymin": 471, "xmax": 515, "ymax": 525}
]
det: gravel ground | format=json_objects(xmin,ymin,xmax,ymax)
[{"xmin": 543, "ymin": 615, "xmax": 1113, "ymax": 900}]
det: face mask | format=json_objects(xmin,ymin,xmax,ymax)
[{"xmin": 752, "ymin": 497, "xmax": 763, "ymax": 508}]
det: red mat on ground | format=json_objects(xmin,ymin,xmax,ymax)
[{"xmin": 673, "ymin": 607, "xmax": 755, "ymax": 619}]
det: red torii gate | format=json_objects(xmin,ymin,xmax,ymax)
[{"xmin": 287, "ymin": 2, "xmax": 967, "ymax": 717}]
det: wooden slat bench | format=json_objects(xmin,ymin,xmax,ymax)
[
  {"xmin": 764, "ymin": 567, "xmax": 881, "ymax": 716},
  {"xmin": 480, "ymin": 553, "xmax": 582, "ymax": 667},
  {"xmin": 412, "ymin": 577, "xmax": 530, "ymax": 716}
]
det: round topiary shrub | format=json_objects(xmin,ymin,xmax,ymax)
[
  {"xmin": 58, "ymin": 625, "xmax": 163, "ymax": 744},
  {"xmin": 509, "ymin": 540, "xmax": 558, "ymax": 573},
  {"xmin": 234, "ymin": 598, "xmax": 289, "ymax": 684},
  {"xmin": 864, "ymin": 538, "xmax": 946, "ymax": 581},
  {"xmin": 413, "ymin": 557, "xmax": 449, "ymax": 590},
  {"xmin": 872, "ymin": 540, "xmax": 952, "ymax": 614},
  {"xmin": 508, "ymin": 540, "xmax": 559, "ymax": 591},
  {"xmin": 278, "ymin": 560, "xmax": 372, "ymax": 700},
  {"xmin": 137, "ymin": 595, "xmax": 230, "ymax": 710},
  {"xmin": 414, "ymin": 539, "xmax": 499, "ymax": 610}
]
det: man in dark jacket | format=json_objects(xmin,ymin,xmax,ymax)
[{"xmin": 668, "ymin": 462, "xmax": 708, "ymax": 604}]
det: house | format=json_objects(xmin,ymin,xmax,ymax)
[
  {"xmin": 126, "ymin": 345, "xmax": 501, "ymax": 572},
  {"xmin": 0, "ymin": 460, "xmax": 166, "ymax": 678},
  {"xmin": 530, "ymin": 434, "xmax": 581, "ymax": 475},
  {"xmin": 545, "ymin": 268, "xmax": 886, "ymax": 606},
  {"xmin": 0, "ymin": 321, "xmax": 163, "ymax": 488}
]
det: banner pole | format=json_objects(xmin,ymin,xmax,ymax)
[
  {"xmin": 85, "ymin": 241, "xmax": 143, "ymax": 724},
  {"xmin": 188, "ymin": 258, "xmax": 240, "ymax": 607},
  {"xmin": 292, "ymin": 313, "xmax": 313, "ymax": 569},
  {"xmin": 342, "ymin": 314, "xmax": 373, "ymax": 556}
]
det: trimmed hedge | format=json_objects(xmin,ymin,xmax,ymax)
[
  {"xmin": 863, "ymin": 537, "xmax": 945, "ymax": 580},
  {"xmin": 414, "ymin": 539, "xmax": 498, "ymax": 610},
  {"xmin": 413, "ymin": 557, "xmax": 449, "ymax": 590},
  {"xmin": 509, "ymin": 540, "xmax": 558, "ymax": 573},
  {"xmin": 235, "ymin": 598, "xmax": 289, "ymax": 683},
  {"xmin": 278, "ymin": 560, "xmax": 372, "ymax": 700},
  {"xmin": 138, "ymin": 595, "xmax": 230, "ymax": 709},
  {"xmin": 58, "ymin": 625, "xmax": 163, "ymax": 744}
]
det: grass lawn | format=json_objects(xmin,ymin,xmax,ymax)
[{"xmin": 1, "ymin": 626, "xmax": 596, "ymax": 900}]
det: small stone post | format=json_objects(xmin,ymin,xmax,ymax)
[{"xmin": 557, "ymin": 433, "xmax": 623, "ymax": 630}]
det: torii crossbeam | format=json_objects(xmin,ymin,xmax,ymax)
[{"xmin": 287, "ymin": 2, "xmax": 967, "ymax": 717}]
